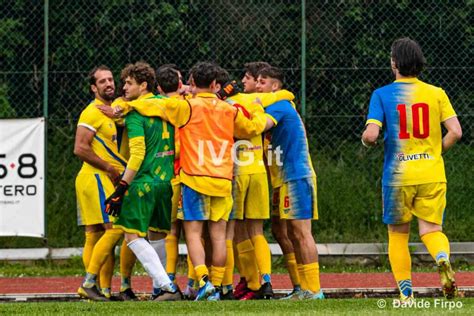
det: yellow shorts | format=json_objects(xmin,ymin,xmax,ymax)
[
  {"xmin": 171, "ymin": 178, "xmax": 182, "ymax": 223},
  {"xmin": 383, "ymin": 182, "xmax": 446, "ymax": 225},
  {"xmin": 182, "ymin": 184, "xmax": 232, "ymax": 222},
  {"xmin": 231, "ymin": 173, "xmax": 270, "ymax": 220},
  {"xmin": 271, "ymin": 177, "xmax": 318, "ymax": 220},
  {"xmin": 76, "ymin": 172, "xmax": 115, "ymax": 226}
]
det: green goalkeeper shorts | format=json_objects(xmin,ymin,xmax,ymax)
[{"xmin": 114, "ymin": 181, "xmax": 172, "ymax": 237}]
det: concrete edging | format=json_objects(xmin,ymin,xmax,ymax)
[{"xmin": 1, "ymin": 242, "xmax": 473, "ymax": 261}]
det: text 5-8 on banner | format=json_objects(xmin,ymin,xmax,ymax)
[{"xmin": 0, "ymin": 118, "xmax": 45, "ymax": 237}]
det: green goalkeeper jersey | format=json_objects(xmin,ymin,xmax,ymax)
[{"xmin": 125, "ymin": 95, "xmax": 175, "ymax": 183}]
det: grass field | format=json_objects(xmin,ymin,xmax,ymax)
[{"xmin": 1, "ymin": 299, "xmax": 473, "ymax": 315}]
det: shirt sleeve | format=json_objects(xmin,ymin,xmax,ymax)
[
  {"xmin": 264, "ymin": 101, "xmax": 289, "ymax": 126},
  {"xmin": 125, "ymin": 112, "xmax": 146, "ymax": 171},
  {"xmin": 129, "ymin": 98, "xmax": 191, "ymax": 127},
  {"xmin": 366, "ymin": 91, "xmax": 384, "ymax": 127},
  {"xmin": 247, "ymin": 89, "xmax": 295, "ymax": 108},
  {"xmin": 77, "ymin": 106, "xmax": 103, "ymax": 132},
  {"xmin": 233, "ymin": 109, "xmax": 267, "ymax": 139},
  {"xmin": 439, "ymin": 88, "xmax": 457, "ymax": 122}
]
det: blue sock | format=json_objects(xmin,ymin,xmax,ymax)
[
  {"xmin": 398, "ymin": 279, "xmax": 413, "ymax": 297},
  {"xmin": 262, "ymin": 274, "xmax": 271, "ymax": 283},
  {"xmin": 436, "ymin": 252, "xmax": 449, "ymax": 264}
]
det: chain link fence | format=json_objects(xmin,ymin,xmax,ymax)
[{"xmin": 1, "ymin": 0, "xmax": 472, "ymax": 247}]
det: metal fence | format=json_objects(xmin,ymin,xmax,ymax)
[{"xmin": 1, "ymin": 0, "xmax": 473, "ymax": 247}]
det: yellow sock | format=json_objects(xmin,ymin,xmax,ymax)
[
  {"xmin": 195, "ymin": 264, "xmax": 209, "ymax": 287},
  {"xmin": 223, "ymin": 240, "xmax": 234, "ymax": 286},
  {"xmin": 284, "ymin": 253, "xmax": 300, "ymax": 287},
  {"xmin": 297, "ymin": 264, "xmax": 307, "ymax": 290},
  {"xmin": 165, "ymin": 234, "xmax": 179, "ymax": 274},
  {"xmin": 234, "ymin": 244, "xmax": 244, "ymax": 277},
  {"xmin": 388, "ymin": 231, "xmax": 412, "ymax": 282},
  {"xmin": 251, "ymin": 235, "xmax": 271, "ymax": 275},
  {"xmin": 99, "ymin": 250, "xmax": 115, "ymax": 289},
  {"xmin": 237, "ymin": 239, "xmax": 260, "ymax": 291},
  {"xmin": 421, "ymin": 231, "xmax": 450, "ymax": 263},
  {"xmin": 303, "ymin": 262, "xmax": 321, "ymax": 293},
  {"xmin": 210, "ymin": 265, "xmax": 226, "ymax": 287},
  {"xmin": 86, "ymin": 229, "xmax": 122, "ymax": 275},
  {"xmin": 120, "ymin": 238, "xmax": 136, "ymax": 291},
  {"xmin": 83, "ymin": 231, "xmax": 103, "ymax": 270}
]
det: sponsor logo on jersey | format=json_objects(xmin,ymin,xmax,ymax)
[
  {"xmin": 156, "ymin": 150, "xmax": 175, "ymax": 158},
  {"xmin": 396, "ymin": 153, "xmax": 432, "ymax": 162}
]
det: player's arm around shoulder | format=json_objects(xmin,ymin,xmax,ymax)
[
  {"xmin": 247, "ymin": 89, "xmax": 295, "ymax": 108},
  {"xmin": 129, "ymin": 97, "xmax": 190, "ymax": 127},
  {"xmin": 233, "ymin": 104, "xmax": 269, "ymax": 139}
]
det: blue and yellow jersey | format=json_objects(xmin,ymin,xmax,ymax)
[
  {"xmin": 77, "ymin": 98, "xmax": 127, "ymax": 174},
  {"xmin": 366, "ymin": 78, "xmax": 457, "ymax": 186},
  {"xmin": 265, "ymin": 100, "xmax": 315, "ymax": 188}
]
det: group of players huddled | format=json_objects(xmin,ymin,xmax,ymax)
[{"xmin": 74, "ymin": 38, "xmax": 462, "ymax": 303}]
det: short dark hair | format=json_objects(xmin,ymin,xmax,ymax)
[
  {"xmin": 120, "ymin": 62, "xmax": 156, "ymax": 92},
  {"xmin": 190, "ymin": 62, "xmax": 219, "ymax": 88},
  {"xmin": 159, "ymin": 63, "xmax": 180, "ymax": 72},
  {"xmin": 156, "ymin": 66, "xmax": 180, "ymax": 93},
  {"xmin": 391, "ymin": 37, "xmax": 426, "ymax": 77},
  {"xmin": 88, "ymin": 65, "xmax": 111, "ymax": 86},
  {"xmin": 215, "ymin": 67, "xmax": 230, "ymax": 86},
  {"xmin": 258, "ymin": 66, "xmax": 284, "ymax": 84},
  {"xmin": 244, "ymin": 61, "xmax": 271, "ymax": 79}
]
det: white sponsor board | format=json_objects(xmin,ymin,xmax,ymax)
[{"xmin": 0, "ymin": 118, "xmax": 45, "ymax": 237}]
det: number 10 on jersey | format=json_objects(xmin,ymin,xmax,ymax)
[{"xmin": 397, "ymin": 103, "xmax": 430, "ymax": 139}]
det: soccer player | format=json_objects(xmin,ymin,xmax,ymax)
[
  {"xmin": 153, "ymin": 64, "xmax": 190, "ymax": 298},
  {"xmin": 74, "ymin": 65, "xmax": 128, "ymax": 301},
  {"xmin": 256, "ymin": 66, "xmax": 324, "ymax": 300},
  {"xmin": 362, "ymin": 38, "xmax": 462, "ymax": 301},
  {"xmin": 223, "ymin": 61, "xmax": 277, "ymax": 300},
  {"xmin": 99, "ymin": 62, "xmax": 181, "ymax": 301}
]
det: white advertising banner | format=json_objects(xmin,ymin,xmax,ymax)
[{"xmin": 0, "ymin": 118, "xmax": 45, "ymax": 237}]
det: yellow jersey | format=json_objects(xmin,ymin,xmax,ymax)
[{"xmin": 77, "ymin": 98, "xmax": 127, "ymax": 174}]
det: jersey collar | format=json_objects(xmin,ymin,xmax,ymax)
[
  {"xmin": 94, "ymin": 98, "xmax": 106, "ymax": 106},
  {"xmin": 137, "ymin": 92, "xmax": 154, "ymax": 100},
  {"xmin": 394, "ymin": 77, "xmax": 419, "ymax": 84},
  {"xmin": 196, "ymin": 92, "xmax": 217, "ymax": 99}
]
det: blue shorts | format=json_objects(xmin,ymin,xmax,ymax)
[{"xmin": 271, "ymin": 177, "xmax": 318, "ymax": 220}]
